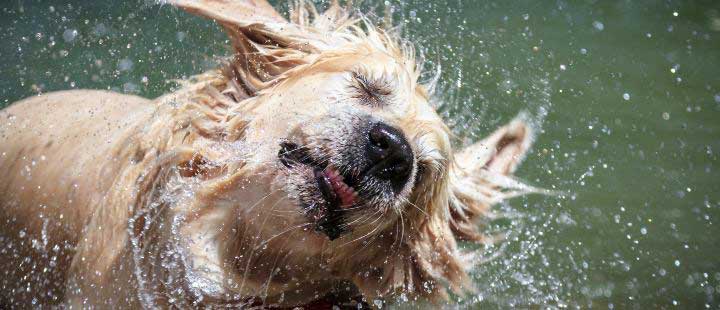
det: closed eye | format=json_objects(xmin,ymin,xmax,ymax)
[{"xmin": 350, "ymin": 72, "xmax": 392, "ymax": 107}]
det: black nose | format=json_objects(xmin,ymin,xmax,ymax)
[{"xmin": 366, "ymin": 122, "xmax": 414, "ymax": 192}]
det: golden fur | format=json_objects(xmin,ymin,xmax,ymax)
[{"xmin": 0, "ymin": 0, "xmax": 540, "ymax": 307}]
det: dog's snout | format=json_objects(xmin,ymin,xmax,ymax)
[{"xmin": 366, "ymin": 122, "xmax": 414, "ymax": 192}]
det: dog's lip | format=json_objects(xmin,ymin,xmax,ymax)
[
  {"xmin": 279, "ymin": 142, "xmax": 359, "ymax": 209},
  {"xmin": 279, "ymin": 141, "xmax": 316, "ymax": 168},
  {"xmin": 320, "ymin": 168, "xmax": 358, "ymax": 208},
  {"xmin": 314, "ymin": 168, "xmax": 338, "ymax": 206}
]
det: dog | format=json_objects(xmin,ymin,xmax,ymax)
[{"xmin": 0, "ymin": 0, "xmax": 539, "ymax": 307}]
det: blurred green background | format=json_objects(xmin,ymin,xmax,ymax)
[{"xmin": 1, "ymin": 0, "xmax": 719, "ymax": 308}]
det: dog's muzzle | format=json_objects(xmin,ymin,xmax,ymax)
[{"xmin": 279, "ymin": 121, "xmax": 415, "ymax": 240}]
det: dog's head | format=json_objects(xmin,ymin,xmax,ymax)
[
  {"xmin": 165, "ymin": 0, "xmax": 538, "ymax": 305},
  {"xmin": 256, "ymin": 48, "xmax": 444, "ymax": 241}
]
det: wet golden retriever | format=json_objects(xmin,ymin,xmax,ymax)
[{"xmin": 0, "ymin": 0, "xmax": 539, "ymax": 307}]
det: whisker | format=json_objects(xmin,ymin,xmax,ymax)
[
  {"xmin": 365, "ymin": 208, "xmax": 386, "ymax": 227},
  {"xmin": 244, "ymin": 188, "xmax": 282, "ymax": 214},
  {"xmin": 340, "ymin": 203, "xmax": 367, "ymax": 211},
  {"xmin": 260, "ymin": 229, "xmax": 299, "ymax": 303},
  {"xmin": 390, "ymin": 211, "xmax": 401, "ymax": 254},
  {"xmin": 357, "ymin": 221, "xmax": 386, "ymax": 252},
  {"xmin": 253, "ymin": 223, "xmax": 312, "ymax": 251},
  {"xmin": 338, "ymin": 211, "xmax": 385, "ymax": 247},
  {"xmin": 344, "ymin": 209, "xmax": 380, "ymax": 226},
  {"xmin": 238, "ymin": 195, "xmax": 285, "ymax": 295},
  {"xmin": 405, "ymin": 199, "xmax": 429, "ymax": 218},
  {"xmin": 396, "ymin": 208, "xmax": 406, "ymax": 253}
]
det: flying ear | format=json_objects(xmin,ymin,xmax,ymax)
[
  {"xmin": 449, "ymin": 116, "xmax": 539, "ymax": 243},
  {"xmin": 455, "ymin": 116, "xmax": 534, "ymax": 176},
  {"xmin": 169, "ymin": 0, "xmax": 327, "ymax": 99},
  {"xmin": 169, "ymin": 0, "xmax": 286, "ymax": 25}
]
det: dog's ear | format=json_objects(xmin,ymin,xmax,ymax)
[
  {"xmin": 449, "ymin": 116, "xmax": 538, "ymax": 243},
  {"xmin": 455, "ymin": 117, "xmax": 534, "ymax": 176},
  {"xmin": 169, "ymin": 0, "xmax": 336, "ymax": 98},
  {"xmin": 169, "ymin": 0, "xmax": 286, "ymax": 25}
]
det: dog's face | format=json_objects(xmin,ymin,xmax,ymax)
[{"xmin": 243, "ymin": 50, "xmax": 448, "ymax": 242}]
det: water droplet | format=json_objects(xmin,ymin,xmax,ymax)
[
  {"xmin": 593, "ymin": 21, "xmax": 605, "ymax": 31},
  {"xmin": 176, "ymin": 31, "xmax": 187, "ymax": 42},
  {"xmin": 93, "ymin": 23, "xmax": 108, "ymax": 36},
  {"xmin": 623, "ymin": 93, "xmax": 630, "ymax": 101},
  {"xmin": 62, "ymin": 29, "xmax": 78, "ymax": 43},
  {"xmin": 674, "ymin": 259, "xmax": 681, "ymax": 267},
  {"xmin": 118, "ymin": 58, "xmax": 134, "ymax": 72}
]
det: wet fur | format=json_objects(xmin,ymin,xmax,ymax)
[{"xmin": 0, "ymin": 0, "xmax": 541, "ymax": 307}]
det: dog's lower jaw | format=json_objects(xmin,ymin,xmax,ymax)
[
  {"xmin": 167, "ymin": 203, "xmax": 337, "ymax": 307},
  {"xmin": 213, "ymin": 188, "xmax": 351, "ymax": 306}
]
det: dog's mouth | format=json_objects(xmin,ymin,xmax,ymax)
[
  {"xmin": 314, "ymin": 168, "xmax": 359, "ymax": 209},
  {"xmin": 278, "ymin": 142, "xmax": 362, "ymax": 240}
]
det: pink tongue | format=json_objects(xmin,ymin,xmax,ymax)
[{"xmin": 325, "ymin": 169, "xmax": 356, "ymax": 208}]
